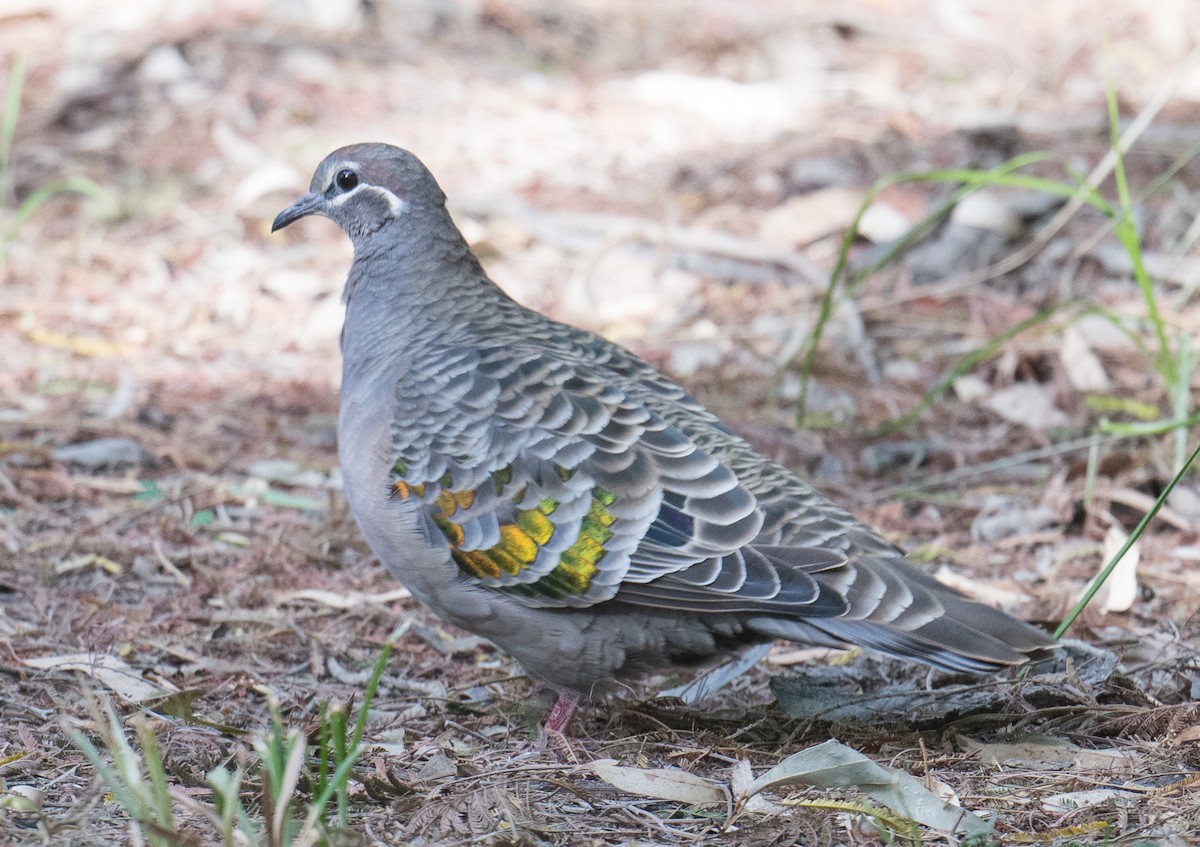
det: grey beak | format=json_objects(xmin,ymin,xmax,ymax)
[{"xmin": 271, "ymin": 192, "xmax": 325, "ymax": 232}]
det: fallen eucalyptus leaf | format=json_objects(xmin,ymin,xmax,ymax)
[
  {"xmin": 745, "ymin": 739, "xmax": 990, "ymax": 836},
  {"xmin": 280, "ymin": 587, "xmax": 413, "ymax": 608},
  {"xmin": 1042, "ymin": 788, "xmax": 1138, "ymax": 813},
  {"xmin": 959, "ymin": 735, "xmax": 1137, "ymax": 773},
  {"xmin": 588, "ymin": 759, "xmax": 725, "ymax": 807},
  {"xmin": 23, "ymin": 653, "xmax": 178, "ymax": 703}
]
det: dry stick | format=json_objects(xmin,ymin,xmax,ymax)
[
  {"xmin": 875, "ymin": 432, "xmax": 1125, "ymax": 499},
  {"xmin": 859, "ymin": 41, "xmax": 1200, "ymax": 314}
]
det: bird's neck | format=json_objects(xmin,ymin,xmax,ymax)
[{"xmin": 339, "ymin": 216, "xmax": 509, "ymax": 377}]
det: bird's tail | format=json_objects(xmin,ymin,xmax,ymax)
[{"xmin": 746, "ymin": 554, "xmax": 1055, "ymax": 672}]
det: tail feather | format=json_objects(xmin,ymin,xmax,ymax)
[{"xmin": 747, "ymin": 554, "xmax": 1055, "ymax": 672}]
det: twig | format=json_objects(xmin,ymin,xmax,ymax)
[{"xmin": 875, "ymin": 433, "xmax": 1126, "ymax": 499}]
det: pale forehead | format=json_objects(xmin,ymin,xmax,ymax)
[{"xmin": 311, "ymin": 155, "xmax": 361, "ymax": 191}]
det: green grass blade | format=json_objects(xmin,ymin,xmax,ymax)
[
  {"xmin": 137, "ymin": 721, "xmax": 176, "ymax": 836},
  {"xmin": 0, "ymin": 53, "xmax": 24, "ymax": 206},
  {"xmin": 303, "ymin": 744, "xmax": 362, "ymax": 835},
  {"xmin": 1105, "ymin": 65, "xmax": 1173, "ymax": 385},
  {"xmin": 1095, "ymin": 412, "xmax": 1200, "ymax": 437},
  {"xmin": 1056, "ymin": 439, "xmax": 1200, "ymax": 637},
  {"xmin": 1173, "ymin": 332, "xmax": 1192, "ymax": 473},
  {"xmin": 789, "ymin": 152, "xmax": 1102, "ymax": 424},
  {"xmin": 351, "ymin": 637, "xmax": 398, "ymax": 749},
  {"xmin": 869, "ymin": 300, "xmax": 1078, "ymax": 436},
  {"xmin": 65, "ymin": 726, "xmax": 146, "ymax": 820}
]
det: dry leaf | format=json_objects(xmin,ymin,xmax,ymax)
[
  {"xmin": 280, "ymin": 587, "xmax": 413, "ymax": 608},
  {"xmin": 0, "ymin": 785, "xmax": 44, "ymax": 812},
  {"xmin": 1093, "ymin": 523, "xmax": 1140, "ymax": 614},
  {"xmin": 933, "ymin": 565, "xmax": 1031, "ymax": 607},
  {"xmin": 858, "ymin": 201, "xmax": 912, "ymax": 243},
  {"xmin": 758, "ymin": 188, "xmax": 864, "ymax": 248},
  {"xmin": 1170, "ymin": 725, "xmax": 1200, "ymax": 745},
  {"xmin": 414, "ymin": 751, "xmax": 458, "ymax": 782},
  {"xmin": 950, "ymin": 190, "xmax": 1022, "ymax": 237},
  {"xmin": 746, "ymin": 740, "xmax": 990, "ymax": 836},
  {"xmin": 588, "ymin": 759, "xmax": 725, "ymax": 806},
  {"xmin": 53, "ymin": 437, "xmax": 149, "ymax": 470},
  {"xmin": 959, "ymin": 736, "xmax": 1137, "ymax": 773},
  {"xmin": 731, "ymin": 759, "xmax": 786, "ymax": 814},
  {"xmin": 55, "ymin": 554, "xmax": 124, "ymax": 576},
  {"xmin": 985, "ymin": 382, "xmax": 1069, "ymax": 430},
  {"xmin": 952, "ymin": 374, "xmax": 990, "ymax": 403},
  {"xmin": 1060, "ymin": 325, "xmax": 1111, "ymax": 392},
  {"xmin": 765, "ymin": 646, "xmax": 846, "ymax": 666},
  {"xmin": 1042, "ymin": 788, "xmax": 1138, "ymax": 812},
  {"xmin": 22, "ymin": 653, "xmax": 178, "ymax": 703},
  {"xmin": 21, "ymin": 324, "xmax": 132, "ymax": 358}
]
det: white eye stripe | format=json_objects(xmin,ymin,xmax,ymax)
[{"xmin": 330, "ymin": 184, "xmax": 407, "ymax": 216}]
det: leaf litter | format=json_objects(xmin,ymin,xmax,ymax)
[{"xmin": 4, "ymin": 0, "xmax": 1200, "ymax": 844}]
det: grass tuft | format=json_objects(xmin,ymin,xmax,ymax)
[{"xmin": 65, "ymin": 629, "xmax": 401, "ymax": 847}]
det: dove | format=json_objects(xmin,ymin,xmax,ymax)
[{"xmin": 272, "ymin": 143, "xmax": 1054, "ymax": 731}]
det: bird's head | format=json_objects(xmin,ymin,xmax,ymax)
[{"xmin": 271, "ymin": 143, "xmax": 447, "ymax": 244}]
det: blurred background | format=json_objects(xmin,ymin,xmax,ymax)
[
  {"xmin": 4, "ymin": 1, "xmax": 1200, "ymax": 842},
  {"xmin": 8, "ymin": 0, "xmax": 1198, "ymax": 397}
]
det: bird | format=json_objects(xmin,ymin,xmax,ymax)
[{"xmin": 272, "ymin": 143, "xmax": 1055, "ymax": 732}]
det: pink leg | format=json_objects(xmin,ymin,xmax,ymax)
[{"xmin": 544, "ymin": 692, "xmax": 580, "ymax": 735}]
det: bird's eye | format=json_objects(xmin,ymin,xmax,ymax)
[{"xmin": 335, "ymin": 169, "xmax": 359, "ymax": 191}]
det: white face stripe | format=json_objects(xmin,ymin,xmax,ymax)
[{"xmin": 330, "ymin": 182, "xmax": 407, "ymax": 216}]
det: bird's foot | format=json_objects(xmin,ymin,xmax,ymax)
[{"xmin": 544, "ymin": 692, "xmax": 580, "ymax": 735}]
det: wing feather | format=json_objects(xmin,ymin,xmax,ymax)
[{"xmin": 385, "ymin": 335, "xmax": 1052, "ymax": 670}]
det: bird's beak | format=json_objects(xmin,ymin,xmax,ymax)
[{"xmin": 271, "ymin": 192, "xmax": 325, "ymax": 232}]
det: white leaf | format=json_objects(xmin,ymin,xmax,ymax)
[
  {"xmin": 1043, "ymin": 788, "xmax": 1138, "ymax": 812},
  {"xmin": 588, "ymin": 759, "xmax": 725, "ymax": 807},
  {"xmin": 1060, "ymin": 326, "xmax": 1111, "ymax": 392},
  {"xmin": 22, "ymin": 653, "xmax": 178, "ymax": 703},
  {"xmin": 950, "ymin": 191, "xmax": 1022, "ymax": 237},
  {"xmin": 0, "ymin": 785, "xmax": 43, "ymax": 812},
  {"xmin": 1097, "ymin": 523, "xmax": 1140, "ymax": 613},
  {"xmin": 952, "ymin": 374, "xmax": 990, "ymax": 403},
  {"xmin": 731, "ymin": 758, "xmax": 790, "ymax": 814},
  {"xmin": 986, "ymin": 382, "xmax": 1068, "ymax": 430},
  {"xmin": 858, "ymin": 201, "xmax": 912, "ymax": 243}
]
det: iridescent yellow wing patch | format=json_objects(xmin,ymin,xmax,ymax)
[
  {"xmin": 390, "ymin": 458, "xmax": 618, "ymax": 599},
  {"xmin": 512, "ymin": 493, "xmax": 615, "ymax": 600},
  {"xmin": 446, "ymin": 488, "xmax": 614, "ymax": 599}
]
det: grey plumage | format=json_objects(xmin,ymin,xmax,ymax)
[{"xmin": 272, "ymin": 143, "xmax": 1054, "ymax": 716}]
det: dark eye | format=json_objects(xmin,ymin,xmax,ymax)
[{"xmin": 335, "ymin": 169, "xmax": 358, "ymax": 191}]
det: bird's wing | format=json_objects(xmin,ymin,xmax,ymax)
[
  {"xmin": 386, "ymin": 343, "xmax": 849, "ymax": 613},
  {"xmin": 386, "ymin": 337, "xmax": 1054, "ymax": 671}
]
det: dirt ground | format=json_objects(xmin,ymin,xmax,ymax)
[{"xmin": 4, "ymin": 1, "xmax": 1200, "ymax": 844}]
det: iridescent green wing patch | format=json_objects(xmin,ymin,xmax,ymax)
[
  {"xmin": 434, "ymin": 475, "xmax": 617, "ymax": 599},
  {"xmin": 390, "ymin": 457, "xmax": 625, "ymax": 604},
  {"xmin": 506, "ymin": 491, "xmax": 616, "ymax": 600}
]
